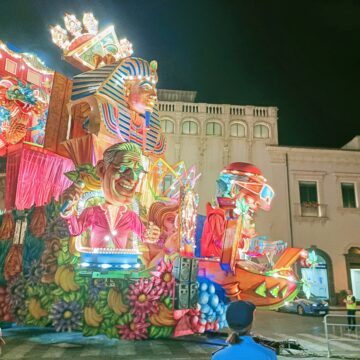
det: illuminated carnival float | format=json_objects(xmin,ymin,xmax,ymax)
[{"xmin": 0, "ymin": 13, "xmax": 309, "ymax": 339}]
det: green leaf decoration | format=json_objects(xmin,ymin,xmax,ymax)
[
  {"xmin": 63, "ymin": 293, "xmax": 73, "ymax": 303},
  {"xmin": 163, "ymin": 296, "xmax": 173, "ymax": 310},
  {"xmin": 280, "ymin": 286, "xmax": 288, "ymax": 298},
  {"xmin": 64, "ymin": 164, "xmax": 100, "ymax": 182},
  {"xmin": 111, "ymin": 327, "xmax": 119, "ymax": 338},
  {"xmin": 255, "ymin": 282, "xmax": 267, "ymax": 297},
  {"xmin": 27, "ymin": 287, "xmax": 35, "ymax": 297},
  {"xmin": 70, "ymin": 256, "xmax": 79, "ymax": 265},
  {"xmin": 52, "ymin": 288, "xmax": 64, "ymax": 297},
  {"xmin": 64, "ymin": 171, "xmax": 79, "ymax": 183},
  {"xmin": 269, "ymin": 285, "xmax": 280, "ymax": 298},
  {"xmin": 99, "ymin": 291, "xmax": 108, "ymax": 300}
]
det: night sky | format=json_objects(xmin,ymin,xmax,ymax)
[{"xmin": 0, "ymin": 0, "xmax": 359, "ymax": 148}]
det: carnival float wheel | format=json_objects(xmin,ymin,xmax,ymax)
[{"xmin": 297, "ymin": 306, "xmax": 305, "ymax": 316}]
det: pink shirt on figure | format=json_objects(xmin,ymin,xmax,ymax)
[{"xmin": 62, "ymin": 204, "xmax": 145, "ymax": 249}]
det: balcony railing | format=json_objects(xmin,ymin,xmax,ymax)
[
  {"xmin": 230, "ymin": 106, "xmax": 246, "ymax": 116},
  {"xmin": 294, "ymin": 202, "xmax": 328, "ymax": 219},
  {"xmin": 158, "ymin": 101, "xmax": 276, "ymax": 118}
]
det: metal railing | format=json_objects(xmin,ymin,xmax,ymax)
[{"xmin": 324, "ymin": 314, "xmax": 360, "ymax": 357}]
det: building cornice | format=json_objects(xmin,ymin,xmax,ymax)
[{"xmin": 267, "ymin": 145, "xmax": 360, "ymax": 164}]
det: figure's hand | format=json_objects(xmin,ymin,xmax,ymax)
[
  {"xmin": 61, "ymin": 183, "xmax": 84, "ymax": 214},
  {"xmin": 144, "ymin": 222, "xmax": 160, "ymax": 244}
]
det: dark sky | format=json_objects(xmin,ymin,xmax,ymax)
[{"xmin": 1, "ymin": 0, "xmax": 359, "ymax": 148}]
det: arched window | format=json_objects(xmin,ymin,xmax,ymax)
[
  {"xmin": 254, "ymin": 124, "xmax": 270, "ymax": 139},
  {"xmin": 161, "ymin": 119, "xmax": 174, "ymax": 134},
  {"xmin": 182, "ymin": 120, "xmax": 198, "ymax": 135},
  {"xmin": 230, "ymin": 123, "xmax": 246, "ymax": 137},
  {"xmin": 206, "ymin": 122, "xmax": 222, "ymax": 136}
]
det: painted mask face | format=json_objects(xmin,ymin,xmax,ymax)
[
  {"xmin": 126, "ymin": 79, "xmax": 157, "ymax": 115},
  {"xmin": 162, "ymin": 212, "xmax": 177, "ymax": 234},
  {"xmin": 101, "ymin": 150, "xmax": 145, "ymax": 205}
]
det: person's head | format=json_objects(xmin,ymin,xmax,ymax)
[
  {"xmin": 96, "ymin": 142, "xmax": 145, "ymax": 205},
  {"xmin": 347, "ymin": 289, "xmax": 353, "ymax": 295},
  {"xmin": 148, "ymin": 202, "xmax": 179, "ymax": 236},
  {"xmin": 217, "ymin": 162, "xmax": 274, "ymax": 216},
  {"xmin": 225, "ymin": 301, "xmax": 256, "ymax": 344},
  {"xmin": 122, "ymin": 58, "xmax": 158, "ymax": 116}
]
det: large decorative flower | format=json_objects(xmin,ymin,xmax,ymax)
[
  {"xmin": 7, "ymin": 275, "xmax": 27, "ymax": 323},
  {"xmin": 116, "ymin": 316, "xmax": 150, "ymax": 340},
  {"xmin": 128, "ymin": 278, "xmax": 162, "ymax": 321},
  {"xmin": 43, "ymin": 217, "xmax": 70, "ymax": 241},
  {"xmin": 50, "ymin": 300, "xmax": 82, "ymax": 332},
  {"xmin": 25, "ymin": 260, "xmax": 43, "ymax": 287},
  {"xmin": 151, "ymin": 260, "xmax": 175, "ymax": 297}
]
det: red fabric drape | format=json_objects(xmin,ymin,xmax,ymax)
[{"xmin": 5, "ymin": 144, "xmax": 74, "ymax": 210}]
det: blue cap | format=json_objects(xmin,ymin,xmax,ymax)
[{"xmin": 226, "ymin": 301, "xmax": 256, "ymax": 330}]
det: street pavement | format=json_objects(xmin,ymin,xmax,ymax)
[{"xmin": 0, "ymin": 310, "xmax": 358, "ymax": 359}]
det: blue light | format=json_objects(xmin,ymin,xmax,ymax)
[
  {"xmin": 120, "ymin": 264, "xmax": 131, "ymax": 269},
  {"xmin": 80, "ymin": 262, "xmax": 90, "ymax": 267},
  {"xmin": 100, "ymin": 263, "xmax": 112, "ymax": 269}
]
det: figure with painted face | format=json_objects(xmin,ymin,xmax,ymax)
[{"xmin": 61, "ymin": 142, "xmax": 159, "ymax": 249}]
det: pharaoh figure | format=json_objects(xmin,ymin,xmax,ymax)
[{"xmin": 68, "ymin": 57, "xmax": 166, "ymax": 162}]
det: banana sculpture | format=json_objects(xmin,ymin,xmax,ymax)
[
  {"xmin": 107, "ymin": 288, "xmax": 129, "ymax": 315},
  {"xmin": 84, "ymin": 306, "xmax": 103, "ymax": 327},
  {"xmin": 54, "ymin": 265, "xmax": 80, "ymax": 292},
  {"xmin": 149, "ymin": 303, "xmax": 176, "ymax": 327},
  {"xmin": 81, "ymin": 172, "xmax": 101, "ymax": 192},
  {"xmin": 28, "ymin": 298, "xmax": 48, "ymax": 320}
]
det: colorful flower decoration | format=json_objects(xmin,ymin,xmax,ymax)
[
  {"xmin": 116, "ymin": 315, "xmax": 150, "ymax": 340},
  {"xmin": 128, "ymin": 278, "xmax": 162, "ymax": 321},
  {"xmin": 43, "ymin": 217, "xmax": 70, "ymax": 241},
  {"xmin": 50, "ymin": 300, "xmax": 82, "ymax": 332},
  {"xmin": 7, "ymin": 275, "xmax": 27, "ymax": 324},
  {"xmin": 24, "ymin": 260, "xmax": 43, "ymax": 287},
  {"xmin": 150, "ymin": 260, "xmax": 175, "ymax": 297}
]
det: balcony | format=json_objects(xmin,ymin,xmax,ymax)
[
  {"xmin": 158, "ymin": 101, "xmax": 277, "ymax": 118},
  {"xmin": 294, "ymin": 202, "xmax": 328, "ymax": 222}
]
